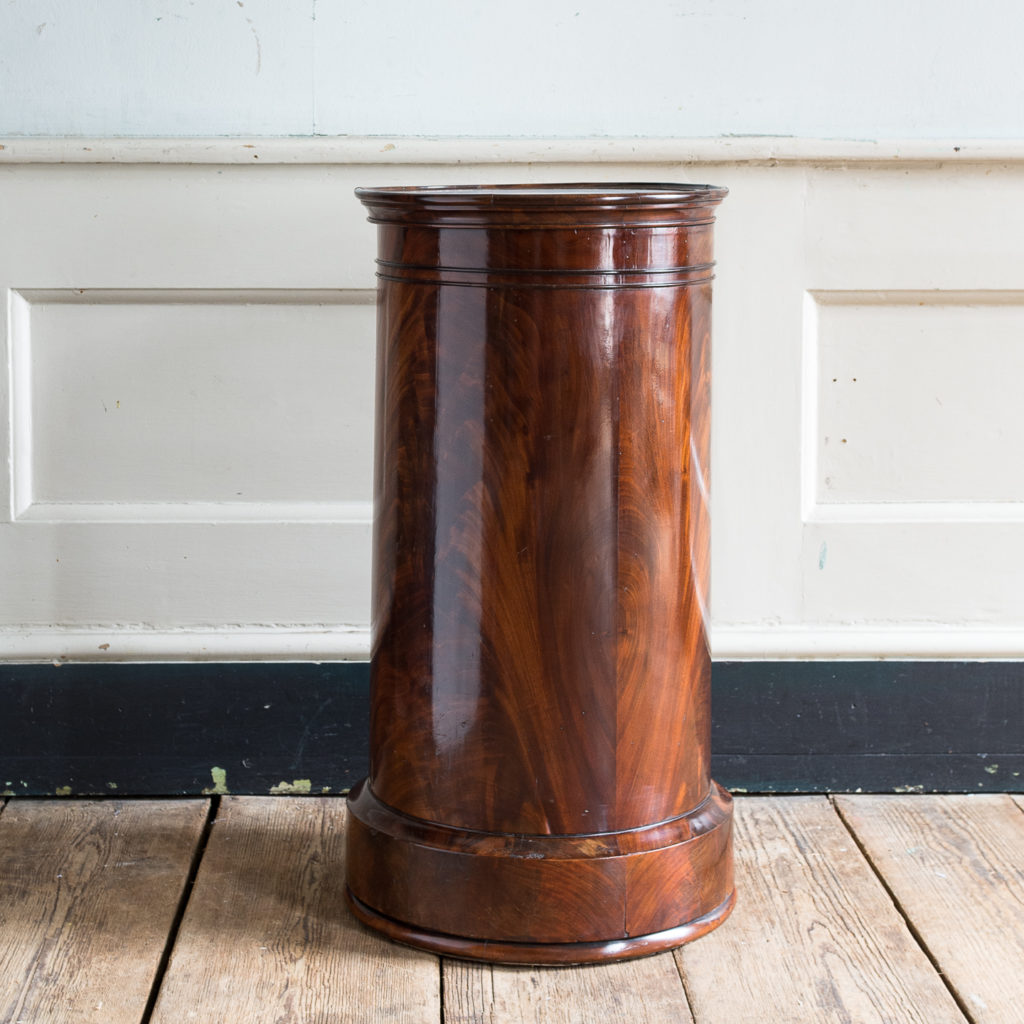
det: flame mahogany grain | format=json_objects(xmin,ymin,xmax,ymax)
[{"xmin": 346, "ymin": 184, "xmax": 734, "ymax": 964}]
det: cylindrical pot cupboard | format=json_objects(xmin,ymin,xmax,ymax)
[{"xmin": 345, "ymin": 183, "xmax": 734, "ymax": 965}]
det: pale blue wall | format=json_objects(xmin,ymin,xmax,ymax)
[{"xmin": 2, "ymin": 0, "xmax": 1021, "ymax": 138}]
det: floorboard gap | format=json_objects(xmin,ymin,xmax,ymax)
[
  {"xmin": 438, "ymin": 956, "xmax": 446, "ymax": 1024},
  {"xmin": 828, "ymin": 795, "xmax": 976, "ymax": 1024},
  {"xmin": 139, "ymin": 796, "xmax": 220, "ymax": 1024},
  {"xmin": 672, "ymin": 944, "xmax": 698, "ymax": 1023}
]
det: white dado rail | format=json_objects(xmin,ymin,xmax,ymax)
[{"xmin": 2, "ymin": 137, "xmax": 1023, "ymax": 662}]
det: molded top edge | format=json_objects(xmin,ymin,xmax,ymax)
[{"xmin": 356, "ymin": 182, "xmax": 728, "ymax": 209}]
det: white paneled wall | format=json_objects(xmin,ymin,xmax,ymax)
[{"xmin": 3, "ymin": 142, "xmax": 1024, "ymax": 660}]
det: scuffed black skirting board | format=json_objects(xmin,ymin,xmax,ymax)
[
  {"xmin": 0, "ymin": 663, "xmax": 370, "ymax": 799},
  {"xmin": 712, "ymin": 662, "xmax": 1024, "ymax": 793},
  {"xmin": 0, "ymin": 661, "xmax": 1021, "ymax": 796}
]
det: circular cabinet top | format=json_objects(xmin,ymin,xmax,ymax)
[{"xmin": 355, "ymin": 182, "xmax": 728, "ymax": 227}]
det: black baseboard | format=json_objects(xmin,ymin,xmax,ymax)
[
  {"xmin": 0, "ymin": 663, "xmax": 371, "ymax": 799},
  {"xmin": 1, "ymin": 661, "xmax": 1021, "ymax": 796},
  {"xmin": 711, "ymin": 661, "xmax": 1024, "ymax": 793}
]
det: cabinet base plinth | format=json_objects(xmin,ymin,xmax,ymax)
[
  {"xmin": 344, "ymin": 780, "xmax": 735, "ymax": 965},
  {"xmin": 346, "ymin": 888, "xmax": 735, "ymax": 966}
]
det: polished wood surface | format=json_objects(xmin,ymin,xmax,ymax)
[{"xmin": 347, "ymin": 184, "xmax": 732, "ymax": 963}]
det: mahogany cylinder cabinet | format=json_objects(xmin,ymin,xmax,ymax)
[{"xmin": 345, "ymin": 183, "xmax": 734, "ymax": 965}]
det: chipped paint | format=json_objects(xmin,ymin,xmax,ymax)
[
  {"xmin": 201, "ymin": 766, "xmax": 230, "ymax": 795},
  {"xmin": 55, "ymin": 785, "xmax": 72, "ymax": 796},
  {"xmin": 893, "ymin": 784, "xmax": 924, "ymax": 794},
  {"xmin": 1, "ymin": 789, "xmax": 14, "ymax": 796},
  {"xmin": 984, "ymin": 764, "xmax": 999, "ymax": 774},
  {"xmin": 106, "ymin": 782, "xmax": 118, "ymax": 790},
  {"xmin": 269, "ymin": 778, "xmax": 312, "ymax": 795}
]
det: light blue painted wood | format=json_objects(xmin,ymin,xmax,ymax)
[{"xmin": 1, "ymin": 0, "xmax": 1022, "ymax": 139}]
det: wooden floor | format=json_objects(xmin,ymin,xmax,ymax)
[{"xmin": 2, "ymin": 795, "xmax": 1023, "ymax": 1024}]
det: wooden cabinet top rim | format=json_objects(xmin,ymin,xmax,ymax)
[
  {"xmin": 356, "ymin": 182, "xmax": 727, "ymax": 226},
  {"xmin": 356, "ymin": 182, "xmax": 727, "ymax": 204}
]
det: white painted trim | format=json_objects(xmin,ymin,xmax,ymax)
[
  {"xmin": 800, "ymin": 290, "xmax": 821, "ymax": 523},
  {"xmin": 712, "ymin": 626, "xmax": 1024, "ymax": 661},
  {"xmin": 0, "ymin": 137, "xmax": 1019, "ymax": 165},
  {"xmin": 6, "ymin": 289, "xmax": 31, "ymax": 522},
  {"xmin": 9, "ymin": 624, "xmax": 1021, "ymax": 663},
  {"xmin": 12, "ymin": 288, "xmax": 378, "ymax": 306},
  {"xmin": 805, "ymin": 502, "xmax": 1024, "ymax": 525},
  {"xmin": 15, "ymin": 500, "xmax": 373, "ymax": 525},
  {"xmin": 0, "ymin": 627, "xmax": 373, "ymax": 662}
]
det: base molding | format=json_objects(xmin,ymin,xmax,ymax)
[
  {"xmin": 713, "ymin": 625, "xmax": 1024, "ymax": 660},
  {"xmin": 1, "ymin": 660, "xmax": 1021, "ymax": 796},
  {"xmin": 9, "ymin": 623, "xmax": 1024, "ymax": 663},
  {"xmin": 344, "ymin": 779, "xmax": 734, "ymax": 963},
  {"xmin": 0, "ymin": 627, "xmax": 371, "ymax": 662},
  {"xmin": 345, "ymin": 889, "xmax": 737, "ymax": 967}
]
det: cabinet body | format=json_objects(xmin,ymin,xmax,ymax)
[{"xmin": 346, "ymin": 184, "xmax": 734, "ymax": 964}]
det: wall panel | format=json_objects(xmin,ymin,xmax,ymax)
[
  {"xmin": 2, "ymin": 144, "xmax": 1023, "ymax": 660},
  {"xmin": 13, "ymin": 289, "xmax": 374, "ymax": 520}
]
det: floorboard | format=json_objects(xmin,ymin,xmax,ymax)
[
  {"xmin": 0, "ymin": 798, "xmax": 208, "ymax": 1024},
  {"xmin": 149, "ymin": 796, "xmax": 441, "ymax": 1024},
  {"xmin": 4, "ymin": 794, "xmax": 1024, "ymax": 1023},
  {"xmin": 676, "ymin": 796, "xmax": 967, "ymax": 1024},
  {"xmin": 443, "ymin": 950, "xmax": 693, "ymax": 1024},
  {"xmin": 836, "ymin": 794, "xmax": 1024, "ymax": 1024}
]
